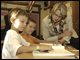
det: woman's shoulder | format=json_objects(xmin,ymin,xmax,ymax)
[
  {"xmin": 43, "ymin": 15, "xmax": 49, "ymax": 21},
  {"xmin": 42, "ymin": 15, "xmax": 50, "ymax": 28},
  {"xmin": 43, "ymin": 15, "xmax": 49, "ymax": 24},
  {"xmin": 65, "ymin": 12, "xmax": 72, "ymax": 23}
]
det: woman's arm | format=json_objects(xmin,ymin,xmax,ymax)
[
  {"xmin": 42, "ymin": 19, "xmax": 58, "ymax": 42},
  {"xmin": 55, "ymin": 29, "xmax": 72, "ymax": 44},
  {"xmin": 42, "ymin": 20, "xmax": 72, "ymax": 42},
  {"xmin": 55, "ymin": 13, "xmax": 73, "ymax": 44},
  {"xmin": 58, "ymin": 33, "xmax": 64, "ymax": 39},
  {"xmin": 55, "ymin": 39, "xmax": 66, "ymax": 44},
  {"xmin": 60, "ymin": 12, "xmax": 73, "ymax": 44},
  {"xmin": 58, "ymin": 29, "xmax": 72, "ymax": 40}
]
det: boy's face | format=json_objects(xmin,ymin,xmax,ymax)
[
  {"xmin": 25, "ymin": 21, "xmax": 36, "ymax": 35},
  {"xmin": 13, "ymin": 15, "xmax": 28, "ymax": 31}
]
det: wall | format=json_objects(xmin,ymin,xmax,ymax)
[
  {"xmin": 1, "ymin": 1, "xmax": 51, "ymax": 35},
  {"xmin": 1, "ymin": 1, "xmax": 41, "ymax": 35},
  {"xmin": 39, "ymin": 1, "xmax": 50, "ymax": 35}
]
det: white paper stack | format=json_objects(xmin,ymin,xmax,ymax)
[{"xmin": 32, "ymin": 43, "xmax": 75, "ymax": 57}]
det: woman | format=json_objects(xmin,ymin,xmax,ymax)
[{"xmin": 42, "ymin": 3, "xmax": 79, "ymax": 49}]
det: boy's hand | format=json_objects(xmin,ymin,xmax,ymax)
[{"xmin": 39, "ymin": 45, "xmax": 53, "ymax": 51}]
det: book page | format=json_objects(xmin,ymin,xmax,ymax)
[
  {"xmin": 51, "ymin": 46, "xmax": 65, "ymax": 49},
  {"xmin": 33, "ymin": 43, "xmax": 75, "ymax": 56},
  {"xmin": 49, "ymin": 49, "xmax": 73, "ymax": 54},
  {"xmin": 32, "ymin": 45, "xmax": 75, "ymax": 56},
  {"xmin": 33, "ymin": 49, "xmax": 75, "ymax": 56}
]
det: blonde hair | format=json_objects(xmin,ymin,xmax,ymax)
[
  {"xmin": 51, "ymin": 3, "xmax": 67, "ymax": 20},
  {"xmin": 8, "ymin": 8, "xmax": 29, "ymax": 26}
]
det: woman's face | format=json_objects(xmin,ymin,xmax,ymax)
[
  {"xmin": 52, "ymin": 10, "xmax": 62, "ymax": 24},
  {"xmin": 25, "ymin": 21, "xmax": 36, "ymax": 35}
]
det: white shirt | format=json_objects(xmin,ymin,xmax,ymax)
[
  {"xmin": 56, "ymin": 25, "xmax": 59, "ymax": 33},
  {"xmin": 2, "ymin": 29, "xmax": 30, "ymax": 59}
]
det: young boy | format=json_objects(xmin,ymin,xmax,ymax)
[
  {"xmin": 21, "ymin": 17, "xmax": 55, "ymax": 44},
  {"xmin": 2, "ymin": 8, "xmax": 53, "ymax": 59}
]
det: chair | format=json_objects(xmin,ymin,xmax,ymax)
[{"xmin": 31, "ymin": 30, "xmax": 44, "ymax": 40}]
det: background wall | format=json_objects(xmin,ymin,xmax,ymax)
[
  {"xmin": 1, "ymin": 1, "xmax": 50, "ymax": 35},
  {"xmin": 1, "ymin": 1, "xmax": 79, "ymax": 37},
  {"xmin": 1, "ymin": 10, "xmax": 8, "ymax": 29}
]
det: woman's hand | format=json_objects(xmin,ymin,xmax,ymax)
[
  {"xmin": 58, "ymin": 29, "xmax": 72, "ymax": 39},
  {"xmin": 52, "ymin": 39, "xmax": 66, "ymax": 45},
  {"xmin": 52, "ymin": 42, "xmax": 61, "ymax": 45},
  {"xmin": 62, "ymin": 29, "xmax": 72, "ymax": 37}
]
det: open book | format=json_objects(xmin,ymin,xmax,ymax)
[{"xmin": 32, "ymin": 43, "xmax": 75, "ymax": 56}]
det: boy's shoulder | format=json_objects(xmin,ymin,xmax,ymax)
[
  {"xmin": 7, "ymin": 29, "xmax": 18, "ymax": 36},
  {"xmin": 7, "ymin": 29, "xmax": 16, "ymax": 33}
]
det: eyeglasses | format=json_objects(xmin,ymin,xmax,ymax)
[{"xmin": 53, "ymin": 13, "xmax": 62, "ymax": 19}]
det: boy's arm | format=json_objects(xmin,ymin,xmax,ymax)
[
  {"xmin": 16, "ymin": 44, "xmax": 45, "ymax": 55},
  {"xmin": 39, "ymin": 40, "xmax": 56, "ymax": 45},
  {"xmin": 16, "ymin": 46, "xmax": 36, "ymax": 55},
  {"xmin": 16, "ymin": 44, "xmax": 53, "ymax": 55},
  {"xmin": 39, "ymin": 40, "xmax": 53, "ymax": 43},
  {"xmin": 16, "ymin": 43, "xmax": 42, "ymax": 55}
]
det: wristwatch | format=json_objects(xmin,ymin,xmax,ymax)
[{"xmin": 36, "ymin": 46, "xmax": 40, "ymax": 51}]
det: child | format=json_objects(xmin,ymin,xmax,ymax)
[
  {"xmin": 20, "ymin": 17, "xmax": 55, "ymax": 44},
  {"xmin": 2, "ymin": 8, "xmax": 53, "ymax": 59}
]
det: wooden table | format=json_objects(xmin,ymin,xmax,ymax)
[{"xmin": 11, "ymin": 45, "xmax": 79, "ymax": 59}]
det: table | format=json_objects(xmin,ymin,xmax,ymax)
[{"xmin": 11, "ymin": 45, "xmax": 79, "ymax": 59}]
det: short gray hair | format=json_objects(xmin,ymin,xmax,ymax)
[{"xmin": 51, "ymin": 3, "xmax": 67, "ymax": 20}]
